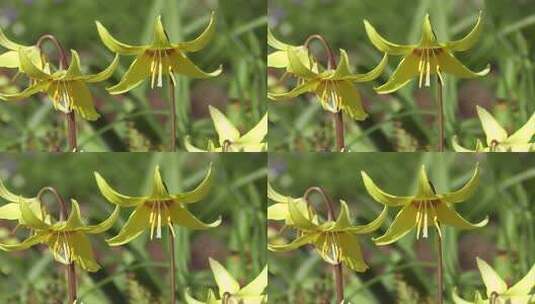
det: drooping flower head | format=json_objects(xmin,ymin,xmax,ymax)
[
  {"xmin": 452, "ymin": 257, "xmax": 535, "ymax": 304},
  {"xmin": 453, "ymin": 106, "xmax": 535, "ymax": 152},
  {"xmin": 0, "ymin": 26, "xmax": 43, "ymax": 72},
  {"xmin": 361, "ymin": 164, "xmax": 488, "ymax": 245},
  {"xmin": 185, "ymin": 106, "xmax": 268, "ymax": 152},
  {"xmin": 0, "ymin": 199, "xmax": 119, "ymax": 272},
  {"xmin": 0, "ymin": 49, "xmax": 119, "ymax": 121},
  {"xmin": 96, "ymin": 13, "xmax": 222, "ymax": 94},
  {"xmin": 185, "ymin": 258, "xmax": 268, "ymax": 304},
  {"xmin": 94, "ymin": 164, "xmax": 221, "ymax": 246},
  {"xmin": 268, "ymin": 47, "xmax": 387, "ymax": 120},
  {"xmin": 365, "ymin": 12, "xmax": 490, "ymax": 93},
  {"xmin": 269, "ymin": 199, "xmax": 386, "ymax": 272}
]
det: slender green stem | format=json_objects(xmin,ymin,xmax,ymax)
[
  {"xmin": 36, "ymin": 35, "xmax": 77, "ymax": 152},
  {"xmin": 334, "ymin": 111, "xmax": 345, "ymax": 151},
  {"xmin": 436, "ymin": 77, "xmax": 445, "ymax": 152},
  {"xmin": 168, "ymin": 78, "xmax": 177, "ymax": 152},
  {"xmin": 303, "ymin": 187, "xmax": 344, "ymax": 302},
  {"xmin": 168, "ymin": 228, "xmax": 176, "ymax": 304},
  {"xmin": 436, "ymin": 230, "xmax": 444, "ymax": 304}
]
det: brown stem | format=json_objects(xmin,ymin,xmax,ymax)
[
  {"xmin": 168, "ymin": 78, "xmax": 177, "ymax": 152},
  {"xmin": 436, "ymin": 228, "xmax": 444, "ymax": 304},
  {"xmin": 36, "ymin": 34, "xmax": 77, "ymax": 152},
  {"xmin": 36, "ymin": 187, "xmax": 77, "ymax": 303},
  {"xmin": 303, "ymin": 34, "xmax": 344, "ymax": 151},
  {"xmin": 302, "ymin": 186, "xmax": 343, "ymax": 302},
  {"xmin": 168, "ymin": 227, "xmax": 176, "ymax": 304},
  {"xmin": 436, "ymin": 77, "xmax": 444, "ymax": 152}
]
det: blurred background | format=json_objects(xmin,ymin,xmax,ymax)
[
  {"xmin": 268, "ymin": 0, "xmax": 535, "ymax": 151},
  {"xmin": 0, "ymin": 152, "xmax": 267, "ymax": 303},
  {"xmin": 0, "ymin": 0, "xmax": 267, "ymax": 151},
  {"xmin": 268, "ymin": 153, "xmax": 535, "ymax": 303}
]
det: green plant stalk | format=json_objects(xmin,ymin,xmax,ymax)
[
  {"xmin": 168, "ymin": 77, "xmax": 177, "ymax": 152},
  {"xmin": 436, "ymin": 76, "xmax": 444, "ymax": 152}
]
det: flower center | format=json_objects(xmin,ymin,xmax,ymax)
[
  {"xmin": 318, "ymin": 231, "xmax": 341, "ymax": 265},
  {"xmin": 317, "ymin": 80, "xmax": 340, "ymax": 113},
  {"xmin": 414, "ymin": 48, "xmax": 443, "ymax": 88},
  {"xmin": 147, "ymin": 200, "xmax": 175, "ymax": 240},
  {"xmin": 222, "ymin": 292, "xmax": 244, "ymax": 304},
  {"xmin": 147, "ymin": 49, "xmax": 176, "ymax": 89},
  {"xmin": 413, "ymin": 200, "xmax": 441, "ymax": 239},
  {"xmin": 51, "ymin": 80, "xmax": 73, "ymax": 113},
  {"xmin": 52, "ymin": 231, "xmax": 73, "ymax": 264}
]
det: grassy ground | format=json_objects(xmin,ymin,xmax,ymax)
[
  {"xmin": 0, "ymin": 0, "xmax": 267, "ymax": 151},
  {"xmin": 268, "ymin": 153, "xmax": 535, "ymax": 303},
  {"xmin": 268, "ymin": 0, "xmax": 535, "ymax": 151},
  {"xmin": 0, "ymin": 152, "xmax": 267, "ymax": 303}
]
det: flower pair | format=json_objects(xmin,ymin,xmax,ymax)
[
  {"xmin": 268, "ymin": 164, "xmax": 488, "ymax": 271},
  {"xmin": 268, "ymin": 12, "xmax": 489, "ymax": 120}
]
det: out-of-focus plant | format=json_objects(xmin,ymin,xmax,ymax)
[{"xmin": 185, "ymin": 105, "xmax": 267, "ymax": 152}]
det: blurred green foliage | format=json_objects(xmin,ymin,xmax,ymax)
[
  {"xmin": 268, "ymin": 153, "xmax": 535, "ymax": 303},
  {"xmin": 268, "ymin": 0, "xmax": 535, "ymax": 151},
  {"xmin": 0, "ymin": 152, "xmax": 267, "ymax": 303},
  {"xmin": 0, "ymin": 0, "xmax": 267, "ymax": 151}
]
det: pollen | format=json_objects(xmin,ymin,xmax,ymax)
[
  {"xmin": 148, "ymin": 200, "xmax": 174, "ymax": 240},
  {"xmin": 149, "ymin": 49, "xmax": 175, "ymax": 89},
  {"xmin": 414, "ymin": 200, "xmax": 441, "ymax": 239},
  {"xmin": 416, "ymin": 48, "xmax": 443, "ymax": 88},
  {"xmin": 318, "ymin": 232, "xmax": 342, "ymax": 265}
]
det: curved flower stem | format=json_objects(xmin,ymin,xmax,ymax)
[
  {"xmin": 168, "ymin": 77, "xmax": 177, "ymax": 152},
  {"xmin": 36, "ymin": 35, "xmax": 77, "ymax": 152},
  {"xmin": 303, "ymin": 186, "xmax": 344, "ymax": 303},
  {"xmin": 168, "ymin": 227, "xmax": 176, "ymax": 304},
  {"xmin": 36, "ymin": 186, "xmax": 77, "ymax": 303},
  {"xmin": 303, "ymin": 35, "xmax": 344, "ymax": 152},
  {"xmin": 435, "ymin": 227, "xmax": 444, "ymax": 304},
  {"xmin": 436, "ymin": 76, "xmax": 445, "ymax": 152}
]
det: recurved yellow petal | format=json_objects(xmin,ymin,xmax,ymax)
[
  {"xmin": 451, "ymin": 136, "xmax": 476, "ymax": 152},
  {"xmin": 169, "ymin": 204, "xmax": 221, "ymax": 230},
  {"xmin": 171, "ymin": 51, "xmax": 222, "ymax": 78},
  {"xmin": 437, "ymin": 51, "xmax": 490, "ymax": 78},
  {"xmin": 507, "ymin": 263, "xmax": 535, "ymax": 296},
  {"xmin": 268, "ymin": 80, "xmax": 318, "ymax": 101},
  {"xmin": 175, "ymin": 12, "xmax": 216, "ymax": 52},
  {"xmin": 209, "ymin": 258, "xmax": 241, "ymax": 296},
  {"xmin": 20, "ymin": 200, "xmax": 49, "ymax": 230},
  {"xmin": 64, "ymin": 200, "xmax": 85, "ymax": 230},
  {"xmin": 0, "ymin": 50, "xmax": 20, "ymax": 69},
  {"xmin": 84, "ymin": 205, "xmax": 120, "ymax": 234},
  {"xmin": 336, "ymin": 232, "xmax": 368, "ymax": 272},
  {"xmin": 477, "ymin": 106, "xmax": 508, "ymax": 146},
  {"xmin": 84, "ymin": 54, "xmax": 120, "ymax": 83},
  {"xmin": 19, "ymin": 48, "xmax": 50, "ymax": 80},
  {"xmin": 239, "ymin": 265, "xmax": 268, "ymax": 297},
  {"xmin": 435, "ymin": 203, "xmax": 488, "ymax": 229},
  {"xmin": 476, "ymin": 257, "xmax": 508, "ymax": 297},
  {"xmin": 209, "ymin": 106, "xmax": 240, "ymax": 144},
  {"xmin": 150, "ymin": 166, "xmax": 170, "ymax": 198},
  {"xmin": 506, "ymin": 111, "xmax": 535, "ymax": 145},
  {"xmin": 0, "ymin": 27, "xmax": 26, "ymax": 50},
  {"xmin": 0, "ymin": 231, "xmax": 47, "ymax": 252},
  {"xmin": 332, "ymin": 200, "xmax": 354, "ymax": 230},
  {"xmin": 65, "ymin": 50, "xmax": 83, "ymax": 78},
  {"xmin": 338, "ymin": 53, "xmax": 388, "ymax": 83},
  {"xmin": 336, "ymin": 80, "xmax": 367, "ymax": 120},
  {"xmin": 267, "ymin": 28, "xmax": 291, "ymax": 50},
  {"xmin": 415, "ymin": 165, "xmax": 436, "ymax": 198},
  {"xmin": 65, "ymin": 231, "xmax": 100, "ymax": 272},
  {"xmin": 363, "ymin": 20, "xmax": 415, "ymax": 55},
  {"xmin": 375, "ymin": 52, "xmax": 420, "ymax": 94},
  {"xmin": 440, "ymin": 165, "xmax": 479, "ymax": 203},
  {"xmin": 95, "ymin": 21, "xmax": 146, "ymax": 55},
  {"xmin": 268, "ymin": 233, "xmax": 317, "ymax": 252},
  {"xmin": 287, "ymin": 47, "xmax": 317, "ymax": 79},
  {"xmin": 68, "ymin": 80, "xmax": 100, "ymax": 121},
  {"xmin": 152, "ymin": 15, "xmax": 172, "ymax": 48},
  {"xmin": 420, "ymin": 14, "xmax": 437, "ymax": 47},
  {"xmin": 107, "ymin": 204, "xmax": 151, "ymax": 246},
  {"xmin": 239, "ymin": 113, "xmax": 268, "ymax": 144},
  {"xmin": 107, "ymin": 52, "xmax": 152, "ymax": 94},
  {"xmin": 94, "ymin": 172, "xmax": 147, "ymax": 207},
  {"xmin": 374, "ymin": 204, "xmax": 417, "ymax": 246},
  {"xmin": 288, "ymin": 201, "xmax": 318, "ymax": 231},
  {"xmin": 172, "ymin": 163, "xmax": 214, "ymax": 204},
  {"xmin": 451, "ymin": 289, "xmax": 473, "ymax": 304},
  {"xmin": 445, "ymin": 12, "xmax": 483, "ymax": 52},
  {"xmin": 361, "ymin": 171, "xmax": 413, "ymax": 206},
  {"xmin": 346, "ymin": 205, "xmax": 387, "ymax": 234}
]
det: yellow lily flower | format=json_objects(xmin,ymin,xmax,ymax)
[
  {"xmin": 267, "ymin": 183, "xmax": 313, "ymax": 225},
  {"xmin": 0, "ymin": 26, "xmax": 43, "ymax": 72},
  {"xmin": 452, "ymin": 257, "xmax": 535, "ymax": 304},
  {"xmin": 269, "ymin": 200, "xmax": 386, "ymax": 272},
  {"xmin": 361, "ymin": 164, "xmax": 488, "ymax": 245},
  {"xmin": 268, "ymin": 47, "xmax": 387, "ymax": 120},
  {"xmin": 0, "ymin": 200, "xmax": 119, "ymax": 272},
  {"xmin": 94, "ymin": 164, "xmax": 221, "ymax": 246},
  {"xmin": 364, "ymin": 12, "xmax": 490, "ymax": 93},
  {"xmin": 96, "ymin": 13, "xmax": 222, "ymax": 94},
  {"xmin": 0, "ymin": 48, "xmax": 119, "ymax": 121},
  {"xmin": 185, "ymin": 258, "xmax": 268, "ymax": 304},
  {"xmin": 453, "ymin": 106, "xmax": 535, "ymax": 152},
  {"xmin": 184, "ymin": 106, "xmax": 268, "ymax": 152},
  {"xmin": 267, "ymin": 28, "xmax": 315, "ymax": 75},
  {"xmin": 0, "ymin": 179, "xmax": 46, "ymax": 226}
]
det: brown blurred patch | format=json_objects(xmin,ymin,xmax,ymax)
[
  {"xmin": 458, "ymin": 80, "xmax": 494, "ymax": 119},
  {"xmin": 189, "ymin": 231, "xmax": 229, "ymax": 271}
]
